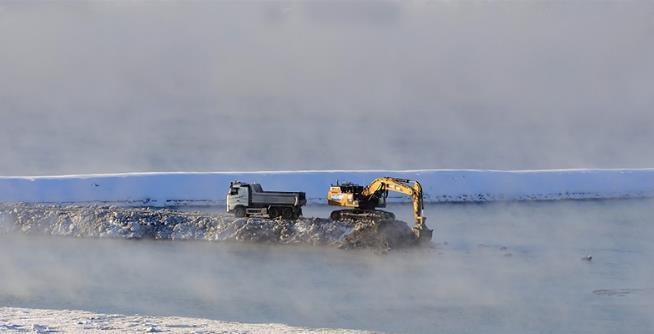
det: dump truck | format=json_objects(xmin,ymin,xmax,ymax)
[
  {"xmin": 227, "ymin": 181, "xmax": 306, "ymax": 219},
  {"xmin": 327, "ymin": 177, "xmax": 433, "ymax": 242}
]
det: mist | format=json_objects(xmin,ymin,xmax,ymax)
[
  {"xmin": 1, "ymin": 1, "xmax": 653, "ymax": 176},
  {"xmin": 1, "ymin": 201, "xmax": 653, "ymax": 333}
]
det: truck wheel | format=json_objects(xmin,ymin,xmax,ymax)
[
  {"xmin": 269, "ymin": 207, "xmax": 280, "ymax": 218},
  {"xmin": 330, "ymin": 211, "xmax": 340, "ymax": 221},
  {"xmin": 234, "ymin": 206, "xmax": 246, "ymax": 218},
  {"xmin": 281, "ymin": 207, "xmax": 294, "ymax": 220}
]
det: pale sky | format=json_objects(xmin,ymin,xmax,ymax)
[{"xmin": 1, "ymin": 1, "xmax": 653, "ymax": 175}]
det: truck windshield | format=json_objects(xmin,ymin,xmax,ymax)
[{"xmin": 229, "ymin": 188, "xmax": 239, "ymax": 195}]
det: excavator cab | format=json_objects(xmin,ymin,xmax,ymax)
[{"xmin": 328, "ymin": 182, "xmax": 386, "ymax": 209}]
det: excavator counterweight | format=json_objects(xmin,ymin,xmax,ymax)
[{"xmin": 327, "ymin": 177, "xmax": 432, "ymax": 242}]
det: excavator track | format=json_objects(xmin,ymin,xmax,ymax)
[{"xmin": 329, "ymin": 209, "xmax": 396, "ymax": 223}]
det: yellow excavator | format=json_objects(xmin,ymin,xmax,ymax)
[{"xmin": 327, "ymin": 177, "xmax": 433, "ymax": 242}]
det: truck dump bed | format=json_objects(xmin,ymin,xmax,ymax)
[{"xmin": 250, "ymin": 184, "xmax": 306, "ymax": 206}]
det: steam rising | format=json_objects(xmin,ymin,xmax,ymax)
[
  {"xmin": 1, "ymin": 2, "xmax": 653, "ymax": 175},
  {"xmin": 1, "ymin": 202, "xmax": 653, "ymax": 333}
]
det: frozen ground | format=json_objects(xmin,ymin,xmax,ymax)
[
  {"xmin": 1, "ymin": 201, "xmax": 653, "ymax": 333},
  {"xmin": 1, "ymin": 169, "xmax": 654, "ymax": 206},
  {"xmin": 0, "ymin": 306, "xmax": 375, "ymax": 333},
  {"xmin": 0, "ymin": 204, "xmax": 417, "ymax": 250}
]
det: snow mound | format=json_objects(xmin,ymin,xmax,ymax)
[
  {"xmin": 0, "ymin": 306, "xmax": 378, "ymax": 333},
  {"xmin": 1, "ymin": 169, "xmax": 654, "ymax": 206}
]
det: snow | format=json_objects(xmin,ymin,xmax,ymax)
[
  {"xmin": 0, "ymin": 306, "xmax": 376, "ymax": 333},
  {"xmin": 1, "ymin": 169, "xmax": 654, "ymax": 206}
]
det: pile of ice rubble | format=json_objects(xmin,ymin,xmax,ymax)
[
  {"xmin": 0, "ymin": 204, "xmax": 420, "ymax": 250},
  {"xmin": 0, "ymin": 306, "xmax": 377, "ymax": 334}
]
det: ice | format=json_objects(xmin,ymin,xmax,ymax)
[
  {"xmin": 31, "ymin": 323, "xmax": 53, "ymax": 333},
  {"xmin": 0, "ymin": 321, "xmax": 23, "ymax": 331},
  {"xmin": 0, "ymin": 307, "xmax": 372, "ymax": 334}
]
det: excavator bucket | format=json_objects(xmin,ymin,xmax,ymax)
[
  {"xmin": 412, "ymin": 216, "xmax": 432, "ymax": 242},
  {"xmin": 413, "ymin": 225, "xmax": 433, "ymax": 243}
]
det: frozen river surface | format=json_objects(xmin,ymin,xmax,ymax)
[{"xmin": 1, "ymin": 201, "xmax": 653, "ymax": 333}]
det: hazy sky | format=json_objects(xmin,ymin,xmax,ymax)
[{"xmin": 1, "ymin": 1, "xmax": 653, "ymax": 175}]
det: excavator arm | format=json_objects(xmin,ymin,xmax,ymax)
[{"xmin": 361, "ymin": 177, "xmax": 430, "ymax": 239}]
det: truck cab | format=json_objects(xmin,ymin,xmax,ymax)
[{"xmin": 227, "ymin": 182, "xmax": 251, "ymax": 214}]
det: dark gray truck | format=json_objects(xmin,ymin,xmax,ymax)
[{"xmin": 226, "ymin": 181, "xmax": 306, "ymax": 219}]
